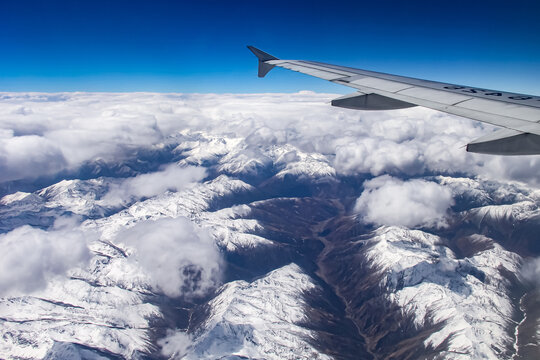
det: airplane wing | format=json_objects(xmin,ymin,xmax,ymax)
[{"xmin": 248, "ymin": 46, "xmax": 540, "ymax": 155}]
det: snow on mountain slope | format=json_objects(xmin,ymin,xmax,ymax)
[
  {"xmin": 0, "ymin": 170, "xmax": 277, "ymax": 358},
  {"xmin": 0, "ymin": 192, "xmax": 48, "ymax": 231},
  {"xmin": 1, "ymin": 92, "xmax": 539, "ymax": 359},
  {"xmin": 468, "ymin": 202, "xmax": 540, "ymax": 225},
  {"xmin": 174, "ymin": 131, "xmax": 336, "ymax": 180},
  {"xmin": 438, "ymin": 176, "xmax": 540, "ymax": 209},
  {"xmin": 201, "ymin": 205, "xmax": 272, "ymax": 251},
  {"xmin": 87, "ymin": 175, "xmax": 256, "ymax": 242},
  {"xmin": 0, "ymin": 191, "xmax": 42, "ymax": 206},
  {"xmin": 184, "ymin": 263, "xmax": 331, "ymax": 360},
  {"xmin": 0, "ymin": 179, "xmax": 108, "ymax": 232},
  {"xmin": 176, "ymin": 133, "xmax": 245, "ymax": 168},
  {"xmin": 0, "ymin": 278, "xmax": 159, "ymax": 359},
  {"xmin": 37, "ymin": 179, "xmax": 108, "ymax": 216},
  {"xmin": 270, "ymin": 144, "xmax": 336, "ymax": 180},
  {"xmin": 363, "ymin": 226, "xmax": 521, "ymax": 359}
]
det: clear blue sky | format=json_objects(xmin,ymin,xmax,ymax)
[{"xmin": 1, "ymin": 0, "xmax": 540, "ymax": 94}]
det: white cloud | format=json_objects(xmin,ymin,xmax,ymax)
[
  {"xmin": 520, "ymin": 256, "xmax": 540, "ymax": 287},
  {"xmin": 354, "ymin": 176, "xmax": 454, "ymax": 228},
  {"xmin": 0, "ymin": 135, "xmax": 67, "ymax": 182},
  {"xmin": 334, "ymin": 138, "xmax": 425, "ymax": 176},
  {"xmin": 0, "ymin": 218, "xmax": 91, "ymax": 296},
  {"xmin": 158, "ymin": 329, "xmax": 192, "ymax": 359},
  {"xmin": 102, "ymin": 164, "xmax": 206, "ymax": 206},
  {"xmin": 119, "ymin": 217, "xmax": 222, "ymax": 298},
  {"xmin": 0, "ymin": 92, "xmax": 538, "ymax": 186}
]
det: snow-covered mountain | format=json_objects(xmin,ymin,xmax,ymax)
[{"xmin": 0, "ymin": 92, "xmax": 539, "ymax": 359}]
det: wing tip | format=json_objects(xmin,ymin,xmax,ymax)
[
  {"xmin": 247, "ymin": 46, "xmax": 278, "ymax": 62},
  {"xmin": 247, "ymin": 46, "xmax": 277, "ymax": 77}
]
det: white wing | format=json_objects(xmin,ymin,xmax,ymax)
[{"xmin": 248, "ymin": 46, "xmax": 540, "ymax": 155}]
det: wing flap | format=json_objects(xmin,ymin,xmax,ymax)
[
  {"xmin": 467, "ymin": 128, "xmax": 540, "ymax": 155},
  {"xmin": 331, "ymin": 92, "xmax": 416, "ymax": 110}
]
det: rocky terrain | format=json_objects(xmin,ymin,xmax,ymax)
[{"xmin": 0, "ymin": 92, "xmax": 538, "ymax": 359}]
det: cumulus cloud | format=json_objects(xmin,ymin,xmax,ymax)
[
  {"xmin": 0, "ymin": 93, "xmax": 164, "ymax": 183},
  {"xmin": 0, "ymin": 92, "xmax": 538, "ymax": 186},
  {"xmin": 0, "ymin": 135, "xmax": 67, "ymax": 182},
  {"xmin": 118, "ymin": 217, "xmax": 222, "ymax": 298},
  {"xmin": 354, "ymin": 176, "xmax": 454, "ymax": 228},
  {"xmin": 102, "ymin": 164, "xmax": 206, "ymax": 206},
  {"xmin": 334, "ymin": 138, "xmax": 425, "ymax": 176},
  {"xmin": 0, "ymin": 217, "xmax": 92, "ymax": 296},
  {"xmin": 158, "ymin": 329, "xmax": 192, "ymax": 359}
]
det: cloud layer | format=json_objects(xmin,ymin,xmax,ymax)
[
  {"xmin": 0, "ymin": 92, "xmax": 538, "ymax": 187},
  {"xmin": 354, "ymin": 176, "xmax": 454, "ymax": 228}
]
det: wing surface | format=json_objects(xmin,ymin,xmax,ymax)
[{"xmin": 248, "ymin": 46, "xmax": 540, "ymax": 155}]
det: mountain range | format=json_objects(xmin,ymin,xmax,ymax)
[{"xmin": 0, "ymin": 92, "xmax": 538, "ymax": 359}]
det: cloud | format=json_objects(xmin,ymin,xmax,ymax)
[
  {"xmin": 118, "ymin": 217, "xmax": 222, "ymax": 298},
  {"xmin": 102, "ymin": 164, "xmax": 206, "ymax": 206},
  {"xmin": 354, "ymin": 175, "xmax": 454, "ymax": 228},
  {"xmin": 0, "ymin": 92, "xmax": 539, "ymax": 187},
  {"xmin": 520, "ymin": 257, "xmax": 540, "ymax": 288},
  {"xmin": 0, "ymin": 218, "xmax": 92, "ymax": 296},
  {"xmin": 158, "ymin": 329, "xmax": 192, "ymax": 359},
  {"xmin": 334, "ymin": 138, "xmax": 425, "ymax": 176},
  {"xmin": 0, "ymin": 135, "xmax": 67, "ymax": 182},
  {"xmin": 0, "ymin": 93, "xmax": 165, "ymax": 183}
]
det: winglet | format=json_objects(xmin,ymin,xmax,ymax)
[
  {"xmin": 247, "ymin": 46, "xmax": 278, "ymax": 78},
  {"xmin": 247, "ymin": 46, "xmax": 278, "ymax": 61}
]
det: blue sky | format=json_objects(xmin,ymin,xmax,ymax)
[{"xmin": 1, "ymin": 0, "xmax": 540, "ymax": 94}]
